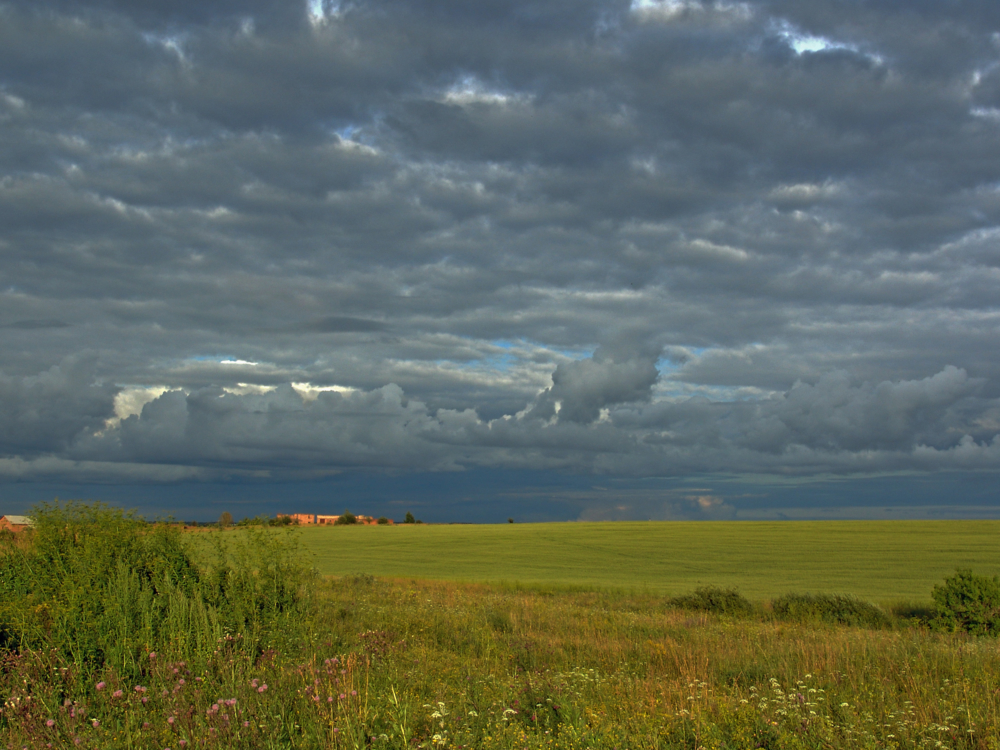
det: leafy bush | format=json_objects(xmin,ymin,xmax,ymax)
[
  {"xmin": 238, "ymin": 514, "xmax": 294, "ymax": 527},
  {"xmin": 404, "ymin": 512, "xmax": 416, "ymax": 524},
  {"xmin": 0, "ymin": 500, "xmax": 316, "ymax": 676},
  {"xmin": 670, "ymin": 587, "xmax": 754, "ymax": 617},
  {"xmin": 771, "ymin": 593, "xmax": 890, "ymax": 628},
  {"xmin": 335, "ymin": 510, "xmax": 358, "ymax": 525},
  {"xmin": 377, "ymin": 516, "xmax": 390, "ymax": 525},
  {"xmin": 931, "ymin": 568, "xmax": 1000, "ymax": 636}
]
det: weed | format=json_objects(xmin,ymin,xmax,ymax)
[
  {"xmin": 771, "ymin": 592, "xmax": 891, "ymax": 628},
  {"xmin": 670, "ymin": 586, "xmax": 754, "ymax": 617}
]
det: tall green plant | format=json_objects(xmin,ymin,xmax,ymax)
[
  {"xmin": 0, "ymin": 501, "xmax": 316, "ymax": 677},
  {"xmin": 931, "ymin": 568, "xmax": 1000, "ymax": 636}
]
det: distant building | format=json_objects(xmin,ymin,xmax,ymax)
[
  {"xmin": 0, "ymin": 515, "xmax": 33, "ymax": 532},
  {"xmin": 285, "ymin": 513, "xmax": 316, "ymax": 525},
  {"xmin": 307, "ymin": 513, "xmax": 393, "ymax": 526}
]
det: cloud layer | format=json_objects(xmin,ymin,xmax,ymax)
[{"xmin": 1, "ymin": 0, "xmax": 1000, "ymax": 513}]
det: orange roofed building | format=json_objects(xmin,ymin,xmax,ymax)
[{"xmin": 291, "ymin": 513, "xmax": 392, "ymax": 526}]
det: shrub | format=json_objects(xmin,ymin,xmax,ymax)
[
  {"xmin": 237, "ymin": 515, "xmax": 268, "ymax": 526},
  {"xmin": 404, "ymin": 512, "xmax": 416, "ymax": 524},
  {"xmin": 335, "ymin": 510, "xmax": 358, "ymax": 525},
  {"xmin": 931, "ymin": 569, "xmax": 1000, "ymax": 636},
  {"xmin": 377, "ymin": 516, "xmax": 390, "ymax": 525},
  {"xmin": 670, "ymin": 587, "xmax": 754, "ymax": 617},
  {"xmin": 218, "ymin": 511, "xmax": 234, "ymax": 527},
  {"xmin": 771, "ymin": 593, "xmax": 890, "ymax": 628}
]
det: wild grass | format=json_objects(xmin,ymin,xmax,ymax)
[
  {"xmin": 292, "ymin": 520, "xmax": 1000, "ymax": 601},
  {"xmin": 4, "ymin": 575, "xmax": 998, "ymax": 749},
  {"xmin": 2, "ymin": 505, "xmax": 999, "ymax": 748}
]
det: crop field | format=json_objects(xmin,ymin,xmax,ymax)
[{"xmin": 296, "ymin": 520, "xmax": 1000, "ymax": 602}]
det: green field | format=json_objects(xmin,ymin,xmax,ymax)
[{"xmin": 296, "ymin": 520, "xmax": 1000, "ymax": 601}]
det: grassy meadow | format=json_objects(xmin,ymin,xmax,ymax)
[
  {"xmin": 295, "ymin": 520, "xmax": 1000, "ymax": 601},
  {"xmin": 4, "ymin": 505, "xmax": 1000, "ymax": 749}
]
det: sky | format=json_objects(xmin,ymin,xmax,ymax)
[{"xmin": 2, "ymin": 0, "xmax": 1000, "ymax": 522}]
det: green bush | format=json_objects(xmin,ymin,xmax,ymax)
[
  {"xmin": 670, "ymin": 587, "xmax": 754, "ymax": 617},
  {"xmin": 931, "ymin": 568, "xmax": 1000, "ymax": 636},
  {"xmin": 771, "ymin": 593, "xmax": 890, "ymax": 628},
  {"xmin": 335, "ymin": 510, "xmax": 358, "ymax": 525},
  {"xmin": 0, "ymin": 500, "xmax": 316, "ymax": 676}
]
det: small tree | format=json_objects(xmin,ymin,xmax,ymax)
[
  {"xmin": 376, "ymin": 516, "xmax": 390, "ymax": 525},
  {"xmin": 218, "ymin": 511, "xmax": 233, "ymax": 527},
  {"xmin": 932, "ymin": 569, "xmax": 1000, "ymax": 636},
  {"xmin": 404, "ymin": 512, "xmax": 416, "ymax": 524},
  {"xmin": 508, "ymin": 518, "xmax": 514, "ymax": 524},
  {"xmin": 335, "ymin": 510, "xmax": 357, "ymax": 526}
]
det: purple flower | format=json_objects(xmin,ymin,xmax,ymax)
[
  {"xmin": 149, "ymin": 652, "xmax": 157, "ymax": 659},
  {"xmin": 112, "ymin": 690, "xmax": 123, "ymax": 698},
  {"xmin": 95, "ymin": 682, "xmax": 106, "ymax": 691},
  {"xmin": 46, "ymin": 719, "xmax": 56, "ymax": 728},
  {"xmin": 92, "ymin": 719, "xmax": 100, "ymax": 729}
]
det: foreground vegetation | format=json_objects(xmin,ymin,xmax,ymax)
[{"xmin": 2, "ymin": 504, "xmax": 999, "ymax": 749}]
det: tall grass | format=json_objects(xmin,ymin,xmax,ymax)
[
  {"xmin": 3, "ymin": 575, "xmax": 998, "ymax": 748},
  {"xmin": 0, "ymin": 501, "xmax": 316, "ymax": 677}
]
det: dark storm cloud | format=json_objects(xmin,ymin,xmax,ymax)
[
  {"xmin": 0, "ymin": 357, "xmax": 117, "ymax": 456},
  {"xmin": 2, "ymin": 0, "xmax": 1000, "ymax": 514}
]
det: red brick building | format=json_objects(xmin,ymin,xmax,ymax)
[{"xmin": 0, "ymin": 515, "xmax": 33, "ymax": 532}]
